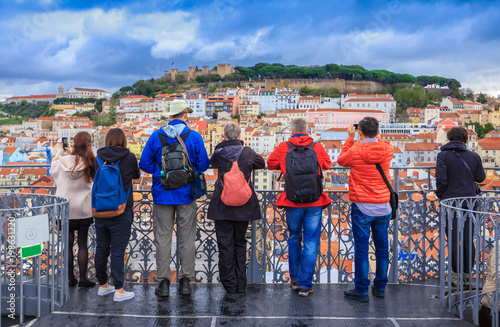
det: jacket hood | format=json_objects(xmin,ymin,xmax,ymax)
[
  {"xmin": 213, "ymin": 139, "xmax": 244, "ymax": 162},
  {"xmin": 161, "ymin": 120, "xmax": 188, "ymax": 138},
  {"xmin": 58, "ymin": 155, "xmax": 85, "ymax": 179},
  {"xmin": 441, "ymin": 140, "xmax": 466, "ymax": 152},
  {"xmin": 356, "ymin": 139, "xmax": 393, "ymax": 164},
  {"xmin": 288, "ymin": 134, "xmax": 314, "ymax": 146},
  {"xmin": 97, "ymin": 145, "xmax": 131, "ymax": 163}
]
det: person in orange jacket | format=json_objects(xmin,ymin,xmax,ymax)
[
  {"xmin": 337, "ymin": 117, "xmax": 394, "ymax": 302},
  {"xmin": 267, "ymin": 118, "xmax": 331, "ymax": 297}
]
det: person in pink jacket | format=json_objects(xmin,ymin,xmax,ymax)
[{"xmin": 50, "ymin": 131, "xmax": 96, "ymax": 287}]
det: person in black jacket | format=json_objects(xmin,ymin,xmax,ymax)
[
  {"xmin": 94, "ymin": 128, "xmax": 141, "ymax": 302},
  {"xmin": 436, "ymin": 126, "xmax": 486, "ymax": 281},
  {"xmin": 207, "ymin": 122, "xmax": 265, "ymax": 294}
]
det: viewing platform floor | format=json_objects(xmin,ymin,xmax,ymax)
[{"xmin": 29, "ymin": 283, "xmax": 473, "ymax": 326}]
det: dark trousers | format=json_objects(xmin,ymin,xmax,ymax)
[
  {"xmin": 479, "ymin": 305, "xmax": 499, "ymax": 327},
  {"xmin": 215, "ymin": 220, "xmax": 249, "ymax": 292},
  {"xmin": 95, "ymin": 210, "xmax": 133, "ymax": 290},
  {"xmin": 445, "ymin": 203, "xmax": 476, "ymax": 274}
]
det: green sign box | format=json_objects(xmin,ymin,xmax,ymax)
[{"xmin": 21, "ymin": 243, "xmax": 42, "ymax": 259}]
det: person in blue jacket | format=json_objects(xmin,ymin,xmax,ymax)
[{"xmin": 139, "ymin": 99, "xmax": 209, "ymax": 297}]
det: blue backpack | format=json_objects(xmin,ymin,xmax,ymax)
[{"xmin": 92, "ymin": 156, "xmax": 130, "ymax": 218}]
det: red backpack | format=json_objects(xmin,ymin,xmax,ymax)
[{"xmin": 220, "ymin": 149, "xmax": 253, "ymax": 206}]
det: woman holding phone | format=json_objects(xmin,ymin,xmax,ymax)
[{"xmin": 50, "ymin": 132, "xmax": 96, "ymax": 287}]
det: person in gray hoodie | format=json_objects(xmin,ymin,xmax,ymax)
[{"xmin": 50, "ymin": 131, "xmax": 96, "ymax": 287}]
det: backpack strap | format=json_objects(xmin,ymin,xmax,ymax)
[
  {"xmin": 376, "ymin": 163, "xmax": 394, "ymax": 193},
  {"xmin": 97, "ymin": 156, "xmax": 104, "ymax": 167},
  {"xmin": 158, "ymin": 132, "xmax": 168, "ymax": 148},
  {"xmin": 158, "ymin": 128, "xmax": 191, "ymax": 147},
  {"xmin": 452, "ymin": 150, "xmax": 476, "ymax": 182},
  {"xmin": 97, "ymin": 156, "xmax": 121, "ymax": 167},
  {"xmin": 287, "ymin": 141, "xmax": 316, "ymax": 149}
]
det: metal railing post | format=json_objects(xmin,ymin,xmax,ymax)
[
  {"xmin": 247, "ymin": 220, "xmax": 262, "ymax": 283},
  {"xmin": 439, "ymin": 202, "xmax": 446, "ymax": 308},
  {"xmin": 389, "ymin": 168, "xmax": 400, "ymax": 283}
]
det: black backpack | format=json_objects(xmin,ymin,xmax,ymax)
[
  {"xmin": 284, "ymin": 141, "xmax": 323, "ymax": 203},
  {"xmin": 157, "ymin": 130, "xmax": 194, "ymax": 190}
]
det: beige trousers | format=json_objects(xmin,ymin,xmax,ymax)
[{"xmin": 152, "ymin": 201, "xmax": 197, "ymax": 283}]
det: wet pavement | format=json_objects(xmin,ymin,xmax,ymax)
[{"xmin": 28, "ymin": 283, "xmax": 473, "ymax": 326}]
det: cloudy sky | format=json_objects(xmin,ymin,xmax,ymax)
[{"xmin": 1, "ymin": 0, "xmax": 499, "ymax": 100}]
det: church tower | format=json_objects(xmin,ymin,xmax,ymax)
[{"xmin": 58, "ymin": 84, "xmax": 64, "ymax": 97}]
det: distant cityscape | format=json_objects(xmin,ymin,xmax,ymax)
[{"xmin": 1, "ymin": 77, "xmax": 500, "ymax": 196}]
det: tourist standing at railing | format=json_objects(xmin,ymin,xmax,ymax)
[
  {"xmin": 139, "ymin": 100, "xmax": 209, "ymax": 297},
  {"xmin": 267, "ymin": 118, "xmax": 331, "ymax": 297},
  {"xmin": 50, "ymin": 131, "xmax": 96, "ymax": 288},
  {"xmin": 436, "ymin": 126, "xmax": 485, "ymax": 285},
  {"xmin": 337, "ymin": 117, "xmax": 394, "ymax": 302},
  {"xmin": 94, "ymin": 128, "xmax": 140, "ymax": 302},
  {"xmin": 207, "ymin": 122, "xmax": 265, "ymax": 294}
]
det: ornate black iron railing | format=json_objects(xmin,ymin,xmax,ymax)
[{"xmin": 2, "ymin": 166, "xmax": 499, "ymax": 286}]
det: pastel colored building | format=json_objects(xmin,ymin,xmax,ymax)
[
  {"xmin": 458, "ymin": 109, "xmax": 490, "ymax": 125},
  {"xmin": 407, "ymin": 108, "xmax": 421, "ymax": 123},
  {"xmin": 342, "ymin": 93, "xmax": 397, "ymax": 119},
  {"xmin": 306, "ymin": 108, "xmax": 389, "ymax": 131},
  {"xmin": 490, "ymin": 111, "xmax": 500, "ymax": 128},
  {"xmin": 320, "ymin": 128, "xmax": 348, "ymax": 141},
  {"xmin": 206, "ymin": 96, "xmax": 240, "ymax": 117},
  {"xmin": 128, "ymin": 142, "xmax": 142, "ymax": 158},
  {"xmin": 476, "ymin": 132, "xmax": 500, "ymax": 168},
  {"xmin": 239, "ymin": 101, "xmax": 260, "ymax": 116}
]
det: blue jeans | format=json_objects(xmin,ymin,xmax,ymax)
[
  {"xmin": 95, "ymin": 210, "xmax": 133, "ymax": 290},
  {"xmin": 285, "ymin": 206, "xmax": 322, "ymax": 289},
  {"xmin": 351, "ymin": 203, "xmax": 390, "ymax": 294}
]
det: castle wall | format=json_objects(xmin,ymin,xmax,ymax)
[
  {"xmin": 240, "ymin": 79, "xmax": 384, "ymax": 94},
  {"xmin": 164, "ymin": 63, "xmax": 235, "ymax": 82},
  {"xmin": 163, "ymin": 64, "xmax": 384, "ymax": 94}
]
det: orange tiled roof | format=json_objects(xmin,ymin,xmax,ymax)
[
  {"xmin": 405, "ymin": 143, "xmax": 439, "ymax": 151},
  {"xmin": 478, "ymin": 138, "xmax": 500, "ymax": 150}
]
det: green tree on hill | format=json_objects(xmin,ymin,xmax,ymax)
[
  {"xmin": 394, "ymin": 85, "xmax": 426, "ymax": 111},
  {"xmin": 477, "ymin": 93, "xmax": 487, "ymax": 104},
  {"xmin": 472, "ymin": 122, "xmax": 495, "ymax": 139}
]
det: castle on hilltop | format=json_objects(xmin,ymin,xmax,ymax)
[{"xmin": 163, "ymin": 63, "xmax": 235, "ymax": 82}]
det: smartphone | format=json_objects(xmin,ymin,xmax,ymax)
[
  {"xmin": 353, "ymin": 124, "xmax": 359, "ymax": 130},
  {"xmin": 62, "ymin": 137, "xmax": 68, "ymax": 150}
]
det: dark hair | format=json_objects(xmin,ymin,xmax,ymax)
[
  {"xmin": 447, "ymin": 127, "xmax": 468, "ymax": 143},
  {"xmin": 171, "ymin": 111, "xmax": 187, "ymax": 120},
  {"xmin": 70, "ymin": 131, "xmax": 95, "ymax": 183},
  {"xmin": 358, "ymin": 117, "xmax": 379, "ymax": 138},
  {"xmin": 105, "ymin": 128, "xmax": 127, "ymax": 147}
]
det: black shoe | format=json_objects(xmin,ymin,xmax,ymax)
[
  {"xmin": 179, "ymin": 277, "xmax": 191, "ymax": 296},
  {"xmin": 78, "ymin": 279, "xmax": 96, "ymax": 288},
  {"xmin": 371, "ymin": 287, "xmax": 385, "ymax": 298},
  {"xmin": 290, "ymin": 281, "xmax": 299, "ymax": 291},
  {"xmin": 69, "ymin": 278, "xmax": 78, "ymax": 287},
  {"xmin": 344, "ymin": 288, "xmax": 369, "ymax": 302},
  {"xmin": 298, "ymin": 286, "xmax": 313, "ymax": 297},
  {"xmin": 155, "ymin": 279, "xmax": 170, "ymax": 297}
]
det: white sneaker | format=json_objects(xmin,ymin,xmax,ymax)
[
  {"xmin": 114, "ymin": 290, "xmax": 134, "ymax": 302},
  {"xmin": 98, "ymin": 285, "xmax": 115, "ymax": 296}
]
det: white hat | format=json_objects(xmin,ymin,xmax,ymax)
[{"xmin": 166, "ymin": 99, "xmax": 193, "ymax": 116}]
